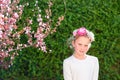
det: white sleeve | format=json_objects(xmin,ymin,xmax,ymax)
[
  {"xmin": 93, "ymin": 58, "xmax": 99, "ymax": 80},
  {"xmin": 63, "ymin": 60, "xmax": 72, "ymax": 80}
]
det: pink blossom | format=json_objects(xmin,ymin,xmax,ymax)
[
  {"xmin": 24, "ymin": 26, "xmax": 31, "ymax": 34},
  {"xmin": 8, "ymin": 18, "xmax": 16, "ymax": 24},
  {"xmin": 13, "ymin": 25, "xmax": 18, "ymax": 29},
  {"xmin": 7, "ymin": 7, "xmax": 12, "ymax": 13},
  {"xmin": 34, "ymin": 33, "xmax": 44, "ymax": 40},
  {"xmin": 0, "ymin": 0, "xmax": 64, "ymax": 69},
  {"xmin": 37, "ymin": 17, "xmax": 42, "ymax": 22},
  {"xmin": 0, "ymin": 19, "xmax": 4, "ymax": 25},
  {"xmin": 28, "ymin": 19, "xmax": 33, "ymax": 24},
  {"xmin": 13, "ymin": 13, "xmax": 19, "ymax": 19},
  {"xmin": 4, "ymin": 24, "xmax": 9, "ymax": 30},
  {"xmin": 2, "ymin": 0, "xmax": 11, "ymax": 5},
  {"xmin": 0, "ymin": 13, "xmax": 4, "ymax": 18},
  {"xmin": 0, "ymin": 30, "xmax": 3, "ymax": 38},
  {"xmin": 73, "ymin": 27, "xmax": 87, "ymax": 36},
  {"xmin": 77, "ymin": 27, "xmax": 87, "ymax": 36},
  {"xmin": 0, "ymin": 52, "xmax": 9, "ymax": 59}
]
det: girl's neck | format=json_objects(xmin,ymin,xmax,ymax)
[{"xmin": 73, "ymin": 53, "xmax": 87, "ymax": 60}]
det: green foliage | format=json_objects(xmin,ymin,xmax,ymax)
[{"xmin": 0, "ymin": 0, "xmax": 120, "ymax": 80}]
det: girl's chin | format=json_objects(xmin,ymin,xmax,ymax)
[
  {"xmin": 74, "ymin": 51, "xmax": 86, "ymax": 56},
  {"xmin": 78, "ymin": 53, "xmax": 85, "ymax": 56},
  {"xmin": 77, "ymin": 52, "xmax": 85, "ymax": 56},
  {"xmin": 78, "ymin": 52, "xmax": 86, "ymax": 55}
]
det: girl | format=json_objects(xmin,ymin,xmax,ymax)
[{"xmin": 63, "ymin": 27, "xmax": 99, "ymax": 80}]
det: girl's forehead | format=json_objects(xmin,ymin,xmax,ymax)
[
  {"xmin": 75, "ymin": 36, "xmax": 91, "ymax": 43},
  {"xmin": 77, "ymin": 36, "xmax": 90, "ymax": 40}
]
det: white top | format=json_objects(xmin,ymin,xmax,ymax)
[{"xmin": 63, "ymin": 55, "xmax": 99, "ymax": 80}]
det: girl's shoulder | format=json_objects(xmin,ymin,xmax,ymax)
[
  {"xmin": 87, "ymin": 55, "xmax": 98, "ymax": 61},
  {"xmin": 63, "ymin": 55, "xmax": 74, "ymax": 63}
]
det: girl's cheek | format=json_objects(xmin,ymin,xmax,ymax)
[{"xmin": 86, "ymin": 47, "xmax": 89, "ymax": 50}]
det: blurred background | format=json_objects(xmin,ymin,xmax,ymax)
[{"xmin": 0, "ymin": 0, "xmax": 120, "ymax": 80}]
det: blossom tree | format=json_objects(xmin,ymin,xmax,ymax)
[{"xmin": 0, "ymin": 0, "xmax": 64, "ymax": 69}]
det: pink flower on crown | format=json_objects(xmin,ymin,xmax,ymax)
[{"xmin": 73, "ymin": 27, "xmax": 87, "ymax": 36}]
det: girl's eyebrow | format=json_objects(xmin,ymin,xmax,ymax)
[
  {"xmin": 85, "ymin": 45, "xmax": 88, "ymax": 46},
  {"xmin": 78, "ymin": 43, "xmax": 82, "ymax": 44}
]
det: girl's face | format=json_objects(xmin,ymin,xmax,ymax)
[{"xmin": 72, "ymin": 36, "xmax": 91, "ymax": 56}]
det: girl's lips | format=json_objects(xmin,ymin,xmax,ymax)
[{"xmin": 79, "ymin": 51, "xmax": 84, "ymax": 53}]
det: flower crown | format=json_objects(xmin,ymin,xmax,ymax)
[{"xmin": 73, "ymin": 27, "xmax": 95, "ymax": 42}]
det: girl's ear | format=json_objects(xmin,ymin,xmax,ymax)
[
  {"xmin": 72, "ymin": 40, "xmax": 75, "ymax": 47},
  {"xmin": 88, "ymin": 43, "xmax": 91, "ymax": 48}
]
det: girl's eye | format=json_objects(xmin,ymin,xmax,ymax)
[
  {"xmin": 78, "ymin": 43, "xmax": 82, "ymax": 45},
  {"xmin": 85, "ymin": 45, "xmax": 88, "ymax": 47}
]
